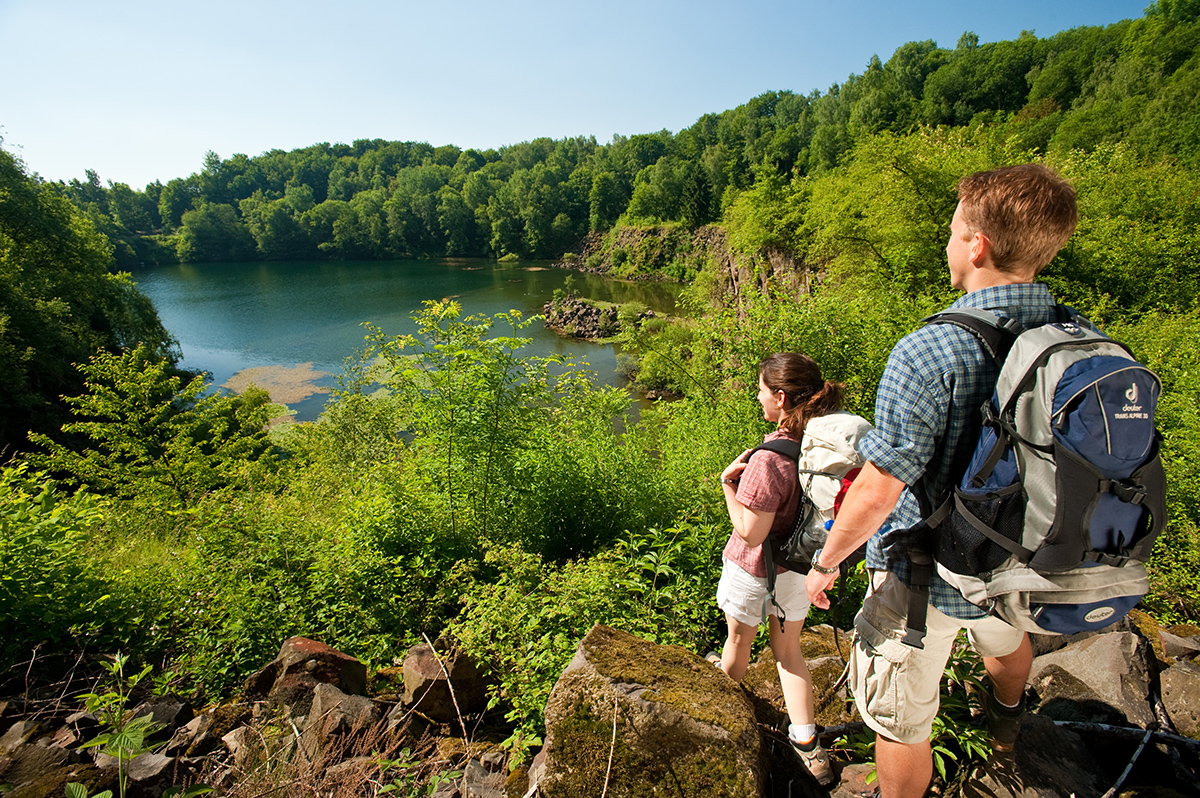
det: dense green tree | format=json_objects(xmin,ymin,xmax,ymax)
[
  {"xmin": 27, "ymin": 344, "xmax": 276, "ymax": 508},
  {"xmin": 328, "ymin": 188, "xmax": 390, "ymax": 258},
  {"xmin": 385, "ymin": 164, "xmax": 453, "ymax": 255},
  {"xmin": 0, "ymin": 148, "xmax": 177, "ymax": 452},
  {"xmin": 588, "ymin": 170, "xmax": 626, "ymax": 230},
  {"xmin": 177, "ymin": 202, "xmax": 255, "ymax": 262},
  {"xmin": 106, "ymin": 181, "xmax": 155, "ymax": 233},
  {"xmin": 626, "ymin": 156, "xmax": 686, "ymax": 222},
  {"xmin": 157, "ymin": 176, "xmax": 201, "ymax": 232}
]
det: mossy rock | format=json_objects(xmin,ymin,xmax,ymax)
[
  {"xmin": 185, "ymin": 701, "xmax": 252, "ymax": 757},
  {"xmin": 1127, "ymin": 608, "xmax": 1168, "ymax": 667},
  {"xmin": 799, "ymin": 623, "xmax": 854, "ymax": 661},
  {"xmin": 539, "ymin": 625, "xmax": 760, "ymax": 797},
  {"xmin": 6, "ymin": 764, "xmax": 115, "ymax": 798},
  {"xmin": 1166, "ymin": 623, "xmax": 1200, "ymax": 638}
]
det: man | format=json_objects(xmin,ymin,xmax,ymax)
[{"xmin": 805, "ymin": 163, "xmax": 1079, "ymax": 798}]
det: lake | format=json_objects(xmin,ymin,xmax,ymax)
[{"xmin": 133, "ymin": 259, "xmax": 682, "ymax": 420}]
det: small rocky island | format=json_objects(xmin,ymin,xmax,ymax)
[{"xmin": 541, "ymin": 295, "xmax": 655, "ymax": 341}]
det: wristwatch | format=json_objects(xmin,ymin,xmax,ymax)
[{"xmin": 810, "ymin": 548, "xmax": 839, "ymax": 575}]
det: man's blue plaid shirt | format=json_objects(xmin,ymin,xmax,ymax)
[{"xmin": 860, "ymin": 282, "xmax": 1060, "ymax": 619}]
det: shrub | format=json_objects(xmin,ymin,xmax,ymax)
[
  {"xmin": 0, "ymin": 464, "xmax": 107, "ymax": 671},
  {"xmin": 452, "ymin": 520, "xmax": 725, "ymax": 735}
]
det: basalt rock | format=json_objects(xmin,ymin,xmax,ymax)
[
  {"xmin": 402, "ymin": 644, "xmax": 487, "ymax": 723},
  {"xmin": 961, "ymin": 714, "xmax": 1104, "ymax": 798},
  {"xmin": 243, "ymin": 636, "xmax": 368, "ymax": 715},
  {"xmin": 128, "ymin": 695, "xmax": 194, "ymax": 745},
  {"xmin": 1028, "ymin": 631, "xmax": 1154, "ymax": 727},
  {"xmin": 1160, "ymin": 658, "xmax": 1200, "ymax": 738},
  {"xmin": 301, "ymin": 682, "xmax": 381, "ymax": 759},
  {"xmin": 541, "ymin": 298, "xmax": 623, "ymax": 340},
  {"xmin": 1162, "ymin": 629, "xmax": 1200, "ymax": 661},
  {"xmin": 536, "ymin": 624, "xmax": 761, "ymax": 798}
]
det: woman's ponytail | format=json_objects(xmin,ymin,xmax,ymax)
[{"xmin": 759, "ymin": 353, "xmax": 845, "ymax": 436}]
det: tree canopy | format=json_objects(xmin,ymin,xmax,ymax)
[{"xmin": 0, "ymin": 148, "xmax": 178, "ymax": 454}]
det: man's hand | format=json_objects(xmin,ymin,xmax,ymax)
[
  {"xmin": 804, "ymin": 462, "xmax": 906, "ymax": 611},
  {"xmin": 807, "ymin": 565, "xmax": 840, "ymax": 609}
]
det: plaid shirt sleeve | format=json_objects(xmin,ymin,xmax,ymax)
[{"xmin": 860, "ymin": 333, "xmax": 952, "ymax": 488}]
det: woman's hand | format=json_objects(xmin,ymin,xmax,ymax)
[{"xmin": 721, "ymin": 450, "xmax": 752, "ymax": 484}]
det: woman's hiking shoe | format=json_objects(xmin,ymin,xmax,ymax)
[
  {"xmin": 983, "ymin": 689, "xmax": 1025, "ymax": 752},
  {"xmin": 704, "ymin": 651, "xmax": 721, "ymax": 666},
  {"xmin": 790, "ymin": 737, "xmax": 835, "ymax": 786}
]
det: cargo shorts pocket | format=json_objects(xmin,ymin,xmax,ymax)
[{"xmin": 850, "ymin": 612, "xmax": 914, "ymax": 730}]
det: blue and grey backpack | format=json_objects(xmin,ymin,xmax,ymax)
[{"xmin": 896, "ymin": 307, "xmax": 1166, "ymax": 648}]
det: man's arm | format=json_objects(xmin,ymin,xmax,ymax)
[{"xmin": 806, "ymin": 461, "xmax": 906, "ymax": 610}]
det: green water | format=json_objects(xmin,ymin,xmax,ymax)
[{"xmin": 133, "ymin": 259, "xmax": 681, "ymax": 420}]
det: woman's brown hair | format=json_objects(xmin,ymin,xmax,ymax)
[{"xmin": 759, "ymin": 352, "xmax": 844, "ymax": 436}]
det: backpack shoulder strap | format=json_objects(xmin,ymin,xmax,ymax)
[
  {"xmin": 922, "ymin": 308, "xmax": 1024, "ymax": 367},
  {"xmin": 747, "ymin": 438, "xmax": 802, "ymax": 628},
  {"xmin": 896, "ymin": 306, "xmax": 1029, "ymax": 649},
  {"xmin": 746, "ymin": 439, "xmax": 802, "ymax": 463}
]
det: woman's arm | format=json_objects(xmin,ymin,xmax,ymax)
[
  {"xmin": 721, "ymin": 451, "xmax": 778, "ymax": 548},
  {"xmin": 727, "ymin": 499, "xmax": 777, "ymax": 547}
]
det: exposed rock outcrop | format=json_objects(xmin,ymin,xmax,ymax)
[
  {"xmin": 536, "ymin": 624, "xmax": 762, "ymax": 798},
  {"xmin": 961, "ymin": 714, "xmax": 1105, "ymax": 798},
  {"xmin": 1028, "ymin": 631, "xmax": 1155, "ymax": 726},
  {"xmin": 1161, "ymin": 658, "xmax": 1200, "ymax": 738},
  {"xmin": 541, "ymin": 296, "xmax": 656, "ymax": 341},
  {"xmin": 401, "ymin": 643, "xmax": 487, "ymax": 723},
  {"xmin": 3, "ymin": 621, "xmax": 1199, "ymax": 798},
  {"xmin": 244, "ymin": 636, "xmax": 368, "ymax": 715}
]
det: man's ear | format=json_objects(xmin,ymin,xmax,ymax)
[{"xmin": 969, "ymin": 231, "xmax": 992, "ymax": 267}]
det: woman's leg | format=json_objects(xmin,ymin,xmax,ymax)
[
  {"xmin": 768, "ymin": 614, "xmax": 815, "ymax": 727},
  {"xmin": 720, "ymin": 613, "xmax": 758, "ymax": 682}
]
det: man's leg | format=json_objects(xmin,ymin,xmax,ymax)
[
  {"xmin": 977, "ymin": 629, "xmax": 1032, "ymax": 750},
  {"xmin": 981, "ymin": 632, "xmax": 1032, "ymax": 706},
  {"xmin": 849, "ymin": 572, "xmax": 961, "ymax": 797},
  {"xmin": 875, "ymin": 735, "xmax": 932, "ymax": 798}
]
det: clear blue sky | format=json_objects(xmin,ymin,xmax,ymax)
[{"xmin": 0, "ymin": 0, "xmax": 1151, "ymax": 189}]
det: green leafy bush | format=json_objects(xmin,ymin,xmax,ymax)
[
  {"xmin": 451, "ymin": 520, "xmax": 725, "ymax": 735},
  {"xmin": 0, "ymin": 464, "xmax": 106, "ymax": 669},
  {"xmin": 28, "ymin": 344, "xmax": 277, "ymax": 510}
]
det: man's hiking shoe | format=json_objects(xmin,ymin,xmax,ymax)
[
  {"xmin": 790, "ymin": 737, "xmax": 835, "ymax": 786},
  {"xmin": 983, "ymin": 689, "xmax": 1025, "ymax": 752}
]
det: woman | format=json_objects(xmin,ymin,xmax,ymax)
[{"xmin": 714, "ymin": 352, "xmax": 844, "ymax": 787}]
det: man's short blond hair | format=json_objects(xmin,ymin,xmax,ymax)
[{"xmin": 956, "ymin": 164, "xmax": 1078, "ymax": 275}]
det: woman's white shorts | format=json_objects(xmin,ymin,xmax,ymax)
[{"xmin": 716, "ymin": 558, "xmax": 811, "ymax": 628}]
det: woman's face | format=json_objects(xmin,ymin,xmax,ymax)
[{"xmin": 757, "ymin": 374, "xmax": 783, "ymax": 423}]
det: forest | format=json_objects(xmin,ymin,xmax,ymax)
[
  {"xmin": 2, "ymin": 1, "xmax": 1200, "ymax": 790},
  {"xmin": 40, "ymin": 0, "xmax": 1200, "ymax": 270}
]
